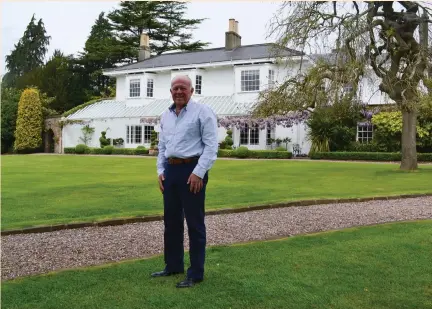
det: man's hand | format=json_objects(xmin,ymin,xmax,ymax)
[
  {"xmin": 158, "ymin": 173, "xmax": 165, "ymax": 193},
  {"xmin": 187, "ymin": 173, "xmax": 203, "ymax": 194}
]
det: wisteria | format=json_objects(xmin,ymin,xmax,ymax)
[
  {"xmin": 217, "ymin": 110, "xmax": 311, "ymax": 131},
  {"xmin": 139, "ymin": 111, "xmax": 311, "ymax": 132}
]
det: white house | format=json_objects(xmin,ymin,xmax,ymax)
[{"xmin": 62, "ymin": 18, "xmax": 392, "ymax": 154}]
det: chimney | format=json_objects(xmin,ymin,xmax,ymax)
[
  {"xmin": 138, "ymin": 32, "xmax": 151, "ymax": 61},
  {"xmin": 225, "ymin": 18, "xmax": 241, "ymax": 50}
]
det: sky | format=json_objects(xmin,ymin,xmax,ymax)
[{"xmin": 1, "ymin": 1, "xmax": 282, "ymax": 74}]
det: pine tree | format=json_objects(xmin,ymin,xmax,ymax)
[
  {"xmin": 5, "ymin": 14, "xmax": 50, "ymax": 87},
  {"xmin": 107, "ymin": 1, "xmax": 208, "ymax": 63}
]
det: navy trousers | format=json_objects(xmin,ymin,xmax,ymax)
[{"xmin": 162, "ymin": 161, "xmax": 208, "ymax": 280}]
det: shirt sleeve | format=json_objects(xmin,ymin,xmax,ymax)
[
  {"xmin": 156, "ymin": 114, "xmax": 167, "ymax": 176},
  {"xmin": 192, "ymin": 106, "xmax": 219, "ymax": 178}
]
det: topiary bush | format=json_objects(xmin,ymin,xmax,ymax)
[
  {"xmin": 13, "ymin": 88, "xmax": 44, "ymax": 153},
  {"xmin": 275, "ymin": 146, "xmax": 286, "ymax": 151},
  {"xmin": 99, "ymin": 131, "xmax": 110, "ymax": 148},
  {"xmin": 75, "ymin": 144, "xmax": 90, "ymax": 154},
  {"xmin": 224, "ymin": 129, "xmax": 234, "ymax": 149},
  {"xmin": 234, "ymin": 146, "xmax": 249, "ymax": 158}
]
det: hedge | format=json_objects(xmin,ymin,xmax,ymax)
[
  {"xmin": 64, "ymin": 147, "xmax": 293, "ymax": 159},
  {"xmin": 64, "ymin": 147, "xmax": 150, "ymax": 155},
  {"xmin": 218, "ymin": 149, "xmax": 293, "ymax": 159},
  {"xmin": 310, "ymin": 152, "xmax": 432, "ymax": 162}
]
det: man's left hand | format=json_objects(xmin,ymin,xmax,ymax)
[{"xmin": 187, "ymin": 173, "xmax": 203, "ymax": 194}]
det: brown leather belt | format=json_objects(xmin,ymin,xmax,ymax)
[{"xmin": 168, "ymin": 157, "xmax": 199, "ymax": 165}]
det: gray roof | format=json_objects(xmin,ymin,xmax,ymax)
[
  {"xmin": 106, "ymin": 44, "xmax": 303, "ymax": 72},
  {"xmin": 66, "ymin": 96, "xmax": 256, "ymax": 120}
]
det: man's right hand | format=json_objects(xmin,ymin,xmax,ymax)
[{"xmin": 158, "ymin": 174, "xmax": 165, "ymax": 193}]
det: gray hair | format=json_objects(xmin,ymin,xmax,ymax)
[{"xmin": 171, "ymin": 75, "xmax": 193, "ymax": 90}]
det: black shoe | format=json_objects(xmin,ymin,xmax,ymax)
[
  {"xmin": 151, "ymin": 270, "xmax": 184, "ymax": 277},
  {"xmin": 176, "ymin": 277, "xmax": 203, "ymax": 288}
]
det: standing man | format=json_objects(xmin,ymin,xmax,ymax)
[{"xmin": 151, "ymin": 75, "xmax": 219, "ymax": 288}]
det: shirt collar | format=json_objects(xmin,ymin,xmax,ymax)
[{"xmin": 169, "ymin": 99, "xmax": 193, "ymax": 112}]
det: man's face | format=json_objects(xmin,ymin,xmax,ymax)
[{"xmin": 170, "ymin": 77, "xmax": 194, "ymax": 106}]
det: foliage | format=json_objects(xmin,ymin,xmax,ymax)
[
  {"xmin": 4, "ymin": 14, "xmax": 50, "ymax": 87},
  {"xmin": 275, "ymin": 146, "xmax": 287, "ymax": 151},
  {"xmin": 306, "ymin": 100, "xmax": 362, "ymax": 154},
  {"xmin": 347, "ymin": 141, "xmax": 386, "ymax": 153},
  {"xmin": 79, "ymin": 125, "xmax": 95, "ymax": 146},
  {"xmin": 1, "ymin": 87, "xmax": 22, "ymax": 153},
  {"xmin": 103, "ymin": 145, "xmax": 114, "ymax": 154},
  {"xmin": 13, "ymin": 88, "xmax": 44, "ymax": 153},
  {"xmin": 224, "ymin": 129, "xmax": 233, "ymax": 149},
  {"xmin": 150, "ymin": 130, "xmax": 158, "ymax": 149},
  {"xmin": 99, "ymin": 131, "xmax": 110, "ymax": 148},
  {"xmin": 217, "ymin": 149, "xmax": 293, "ymax": 159},
  {"xmin": 107, "ymin": 1, "xmax": 209, "ymax": 62},
  {"xmin": 233, "ymin": 146, "xmax": 250, "ymax": 158},
  {"xmin": 75, "ymin": 144, "xmax": 90, "ymax": 154},
  {"xmin": 263, "ymin": 1, "xmax": 432, "ymax": 170},
  {"xmin": 113, "ymin": 138, "xmax": 124, "ymax": 146},
  {"xmin": 310, "ymin": 151, "xmax": 432, "ymax": 162},
  {"xmin": 372, "ymin": 111, "xmax": 432, "ymax": 152}
]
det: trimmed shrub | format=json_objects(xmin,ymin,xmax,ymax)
[
  {"xmin": 103, "ymin": 145, "xmax": 114, "ymax": 154},
  {"xmin": 135, "ymin": 146, "xmax": 148, "ymax": 155},
  {"xmin": 275, "ymin": 146, "xmax": 286, "ymax": 151},
  {"xmin": 347, "ymin": 142, "xmax": 386, "ymax": 152},
  {"xmin": 234, "ymin": 146, "xmax": 249, "ymax": 158},
  {"xmin": 310, "ymin": 152, "xmax": 432, "ymax": 162},
  {"xmin": 217, "ymin": 149, "xmax": 292, "ymax": 159},
  {"xmin": 75, "ymin": 144, "xmax": 90, "ymax": 154},
  {"xmin": 224, "ymin": 129, "xmax": 234, "ymax": 149},
  {"xmin": 13, "ymin": 88, "xmax": 44, "ymax": 153},
  {"xmin": 99, "ymin": 131, "xmax": 110, "ymax": 148},
  {"xmin": 63, "ymin": 147, "xmax": 75, "ymax": 154}
]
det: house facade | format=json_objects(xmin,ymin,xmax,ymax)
[{"xmin": 61, "ymin": 18, "xmax": 392, "ymax": 154}]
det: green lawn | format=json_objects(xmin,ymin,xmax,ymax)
[
  {"xmin": 2, "ymin": 155, "xmax": 432, "ymax": 230},
  {"xmin": 2, "ymin": 220, "xmax": 432, "ymax": 309}
]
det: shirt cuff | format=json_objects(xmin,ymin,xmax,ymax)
[
  {"xmin": 157, "ymin": 168, "xmax": 165, "ymax": 176},
  {"xmin": 192, "ymin": 165, "xmax": 206, "ymax": 179}
]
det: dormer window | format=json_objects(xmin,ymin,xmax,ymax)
[
  {"xmin": 129, "ymin": 79, "xmax": 141, "ymax": 97},
  {"xmin": 147, "ymin": 79, "xmax": 154, "ymax": 97},
  {"xmin": 195, "ymin": 75, "xmax": 202, "ymax": 94}
]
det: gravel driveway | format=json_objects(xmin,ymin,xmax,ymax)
[{"xmin": 2, "ymin": 196, "xmax": 432, "ymax": 281}]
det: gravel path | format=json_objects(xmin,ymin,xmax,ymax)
[{"xmin": 2, "ymin": 196, "xmax": 432, "ymax": 281}]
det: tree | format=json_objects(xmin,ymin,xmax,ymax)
[
  {"xmin": 14, "ymin": 88, "xmax": 44, "ymax": 153},
  {"xmin": 256, "ymin": 1, "xmax": 432, "ymax": 170},
  {"xmin": 5, "ymin": 14, "xmax": 50, "ymax": 87},
  {"xmin": 1, "ymin": 87, "xmax": 22, "ymax": 153},
  {"xmin": 80, "ymin": 12, "xmax": 122, "ymax": 96},
  {"xmin": 107, "ymin": 1, "xmax": 209, "ymax": 63}
]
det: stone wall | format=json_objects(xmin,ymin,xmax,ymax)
[{"xmin": 44, "ymin": 117, "xmax": 62, "ymax": 153}]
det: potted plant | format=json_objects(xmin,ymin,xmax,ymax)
[{"xmin": 149, "ymin": 130, "xmax": 159, "ymax": 155}]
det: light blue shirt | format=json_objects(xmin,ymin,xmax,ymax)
[{"xmin": 156, "ymin": 99, "xmax": 219, "ymax": 179}]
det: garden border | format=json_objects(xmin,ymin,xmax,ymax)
[{"xmin": 2, "ymin": 193, "xmax": 431, "ymax": 236}]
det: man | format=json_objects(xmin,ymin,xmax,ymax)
[{"xmin": 151, "ymin": 75, "xmax": 218, "ymax": 288}]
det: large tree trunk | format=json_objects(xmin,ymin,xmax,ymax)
[{"xmin": 400, "ymin": 108, "xmax": 418, "ymax": 170}]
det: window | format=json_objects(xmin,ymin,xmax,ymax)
[
  {"xmin": 126, "ymin": 125, "xmax": 142, "ymax": 144},
  {"xmin": 357, "ymin": 123, "xmax": 373, "ymax": 143},
  {"xmin": 241, "ymin": 70, "xmax": 260, "ymax": 91},
  {"xmin": 268, "ymin": 69, "xmax": 275, "ymax": 87},
  {"xmin": 195, "ymin": 75, "xmax": 202, "ymax": 94},
  {"xmin": 266, "ymin": 126, "xmax": 275, "ymax": 145},
  {"xmin": 240, "ymin": 123, "xmax": 259, "ymax": 145},
  {"xmin": 129, "ymin": 79, "xmax": 141, "ymax": 97},
  {"xmin": 144, "ymin": 125, "xmax": 154, "ymax": 143},
  {"xmin": 146, "ymin": 79, "xmax": 154, "ymax": 97}
]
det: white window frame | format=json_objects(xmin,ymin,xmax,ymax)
[
  {"xmin": 126, "ymin": 125, "xmax": 143, "ymax": 144},
  {"xmin": 146, "ymin": 78, "xmax": 154, "ymax": 98},
  {"xmin": 356, "ymin": 123, "xmax": 373, "ymax": 144},
  {"xmin": 241, "ymin": 70, "xmax": 260, "ymax": 92},
  {"xmin": 143, "ymin": 125, "xmax": 154, "ymax": 143},
  {"xmin": 240, "ymin": 123, "xmax": 260, "ymax": 146},
  {"xmin": 195, "ymin": 75, "xmax": 202, "ymax": 95},
  {"xmin": 268, "ymin": 69, "xmax": 275, "ymax": 88},
  {"xmin": 266, "ymin": 126, "xmax": 275, "ymax": 145},
  {"xmin": 129, "ymin": 79, "xmax": 141, "ymax": 98}
]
